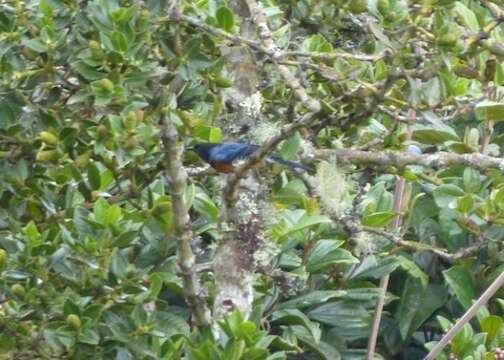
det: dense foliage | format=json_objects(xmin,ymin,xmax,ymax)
[{"xmin": 1, "ymin": 0, "xmax": 504, "ymax": 359}]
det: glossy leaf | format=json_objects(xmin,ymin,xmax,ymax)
[
  {"xmin": 443, "ymin": 265, "xmax": 476, "ymax": 309},
  {"xmin": 305, "ymin": 240, "xmax": 358, "ymax": 273},
  {"xmin": 216, "ymin": 7, "xmax": 234, "ymax": 32}
]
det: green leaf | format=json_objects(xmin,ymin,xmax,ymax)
[
  {"xmin": 305, "ymin": 240, "xmax": 357, "ymax": 273},
  {"xmin": 216, "ymin": 7, "xmax": 234, "ymax": 32},
  {"xmin": 480, "ymin": 315, "xmax": 503, "ymax": 344},
  {"xmin": 412, "ymin": 125, "xmax": 459, "ymax": 144},
  {"xmin": 219, "ymin": 310, "xmax": 245, "ymax": 339},
  {"xmin": 112, "ymin": 230, "xmax": 137, "ymax": 248},
  {"xmin": 362, "ymin": 182, "xmax": 393, "ymax": 213},
  {"xmin": 454, "ymin": 2, "xmax": 479, "ymax": 32},
  {"xmin": 152, "ymin": 199, "xmax": 173, "ymax": 231},
  {"xmin": 457, "ymin": 194, "xmax": 474, "ymax": 214},
  {"xmin": 276, "ymin": 290, "xmax": 346, "ymax": 310},
  {"xmin": 71, "ymin": 61, "xmax": 104, "ymax": 81},
  {"xmin": 302, "ymin": 34, "xmax": 333, "ymax": 53},
  {"xmin": 272, "ymin": 212, "xmax": 332, "ymax": 241},
  {"xmin": 308, "ymin": 301, "xmax": 370, "ymax": 328},
  {"xmin": 23, "ymin": 38, "xmax": 47, "ymax": 53},
  {"xmin": 396, "ymin": 277, "xmax": 425, "ymax": 339},
  {"xmin": 193, "ymin": 190, "xmax": 218, "ymax": 221},
  {"xmin": 408, "ymin": 284, "xmax": 448, "ymax": 339},
  {"xmin": 347, "ymin": 255, "xmax": 400, "ymax": 280},
  {"xmin": 397, "ymin": 256, "xmax": 428, "ymax": 287},
  {"xmin": 116, "ymin": 349, "xmax": 134, "ymax": 360},
  {"xmin": 475, "ymin": 101, "xmax": 504, "ymax": 122},
  {"xmin": 265, "ymin": 352, "xmax": 287, "ymax": 360},
  {"xmin": 156, "ymin": 312, "xmax": 190, "ymax": 338},
  {"xmin": 209, "ymin": 127, "xmax": 223, "ymax": 143},
  {"xmin": 111, "ymin": 31, "xmax": 129, "ymax": 53},
  {"xmin": 280, "ymin": 134, "xmax": 301, "ymax": 161},
  {"xmin": 147, "ymin": 273, "xmax": 163, "ymax": 300},
  {"xmin": 361, "ymin": 211, "xmax": 396, "ymax": 227},
  {"xmin": 110, "ymin": 252, "xmax": 128, "ymax": 278},
  {"xmin": 132, "ymin": 304, "xmax": 148, "ymax": 326},
  {"xmin": 273, "ymin": 180, "xmax": 306, "ymax": 206},
  {"xmin": 451, "ymin": 323, "xmax": 475, "ymax": 355},
  {"xmin": 447, "ymin": 141, "xmax": 477, "ymax": 154},
  {"xmin": 271, "ymin": 309, "xmax": 321, "ymax": 344},
  {"xmin": 39, "ymin": 0, "xmax": 53, "ymax": 16},
  {"xmin": 223, "ymin": 340, "xmax": 246, "ymax": 360},
  {"xmin": 87, "ymin": 162, "xmax": 101, "ymax": 190},
  {"xmin": 289, "ymin": 326, "xmax": 341, "ymax": 360},
  {"xmin": 104, "ymin": 204, "xmax": 122, "ymax": 226},
  {"xmin": 433, "ymin": 184, "xmax": 465, "ymax": 208},
  {"xmin": 436, "ymin": 315, "xmax": 453, "ymax": 333},
  {"xmin": 24, "ymin": 221, "xmax": 42, "ymax": 247},
  {"xmin": 43, "ymin": 328, "xmax": 75, "ymax": 351},
  {"xmin": 3, "ymin": 270, "xmax": 31, "ymax": 281},
  {"xmin": 462, "ymin": 168, "xmax": 480, "ymax": 193},
  {"xmin": 0, "ymin": 333, "xmax": 15, "ymax": 354},
  {"xmin": 0, "ymin": 99, "xmax": 17, "ymax": 127},
  {"xmin": 443, "ymin": 265, "xmax": 476, "ymax": 309},
  {"xmin": 270, "ymin": 336, "xmax": 299, "ymax": 352},
  {"xmin": 93, "ymin": 197, "xmax": 109, "ymax": 223},
  {"xmin": 66, "ymin": 90, "xmax": 90, "ymax": 105},
  {"xmin": 78, "ymin": 328, "xmax": 100, "ymax": 345}
]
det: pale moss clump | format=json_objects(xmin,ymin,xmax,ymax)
[
  {"xmin": 235, "ymin": 191, "xmax": 259, "ymax": 224},
  {"xmin": 316, "ymin": 161, "xmax": 354, "ymax": 217},
  {"xmin": 254, "ymin": 239, "xmax": 280, "ymax": 268},
  {"xmin": 240, "ymin": 91, "xmax": 263, "ymax": 118},
  {"xmin": 353, "ymin": 231, "xmax": 377, "ymax": 256},
  {"xmin": 250, "ymin": 121, "xmax": 281, "ymax": 144},
  {"xmin": 299, "ymin": 137, "xmax": 315, "ymax": 159}
]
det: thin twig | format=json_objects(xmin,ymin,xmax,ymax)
[
  {"xmin": 424, "ymin": 270, "xmax": 504, "ymax": 360},
  {"xmin": 366, "ymin": 108, "xmax": 414, "ymax": 359},
  {"xmin": 361, "ymin": 226, "xmax": 455, "ymax": 262}
]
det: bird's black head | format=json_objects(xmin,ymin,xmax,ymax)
[{"xmin": 190, "ymin": 143, "xmax": 218, "ymax": 163}]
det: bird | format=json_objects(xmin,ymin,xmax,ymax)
[{"xmin": 190, "ymin": 142, "xmax": 311, "ymax": 173}]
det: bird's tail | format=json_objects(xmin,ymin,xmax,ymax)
[{"xmin": 268, "ymin": 155, "xmax": 312, "ymax": 172}]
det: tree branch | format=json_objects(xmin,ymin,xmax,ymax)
[
  {"xmin": 314, "ymin": 149, "xmax": 504, "ymax": 171},
  {"xmin": 160, "ymin": 113, "xmax": 210, "ymax": 327},
  {"xmin": 284, "ymin": 50, "xmax": 387, "ymax": 62},
  {"xmin": 360, "ymin": 226, "xmax": 455, "ymax": 262}
]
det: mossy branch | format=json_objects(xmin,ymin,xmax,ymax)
[
  {"xmin": 315, "ymin": 149, "xmax": 504, "ymax": 171},
  {"xmin": 160, "ymin": 113, "xmax": 210, "ymax": 327}
]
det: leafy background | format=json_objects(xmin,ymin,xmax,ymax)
[{"xmin": 1, "ymin": 0, "xmax": 504, "ymax": 359}]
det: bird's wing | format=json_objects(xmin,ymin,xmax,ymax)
[{"xmin": 210, "ymin": 143, "xmax": 259, "ymax": 163}]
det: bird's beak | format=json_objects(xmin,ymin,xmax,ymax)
[{"xmin": 186, "ymin": 145, "xmax": 195, "ymax": 151}]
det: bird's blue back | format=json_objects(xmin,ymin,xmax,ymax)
[{"xmin": 210, "ymin": 143, "xmax": 259, "ymax": 163}]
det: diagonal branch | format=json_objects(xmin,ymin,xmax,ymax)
[
  {"xmin": 161, "ymin": 113, "xmax": 211, "ymax": 327},
  {"xmin": 424, "ymin": 270, "xmax": 504, "ymax": 360}
]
